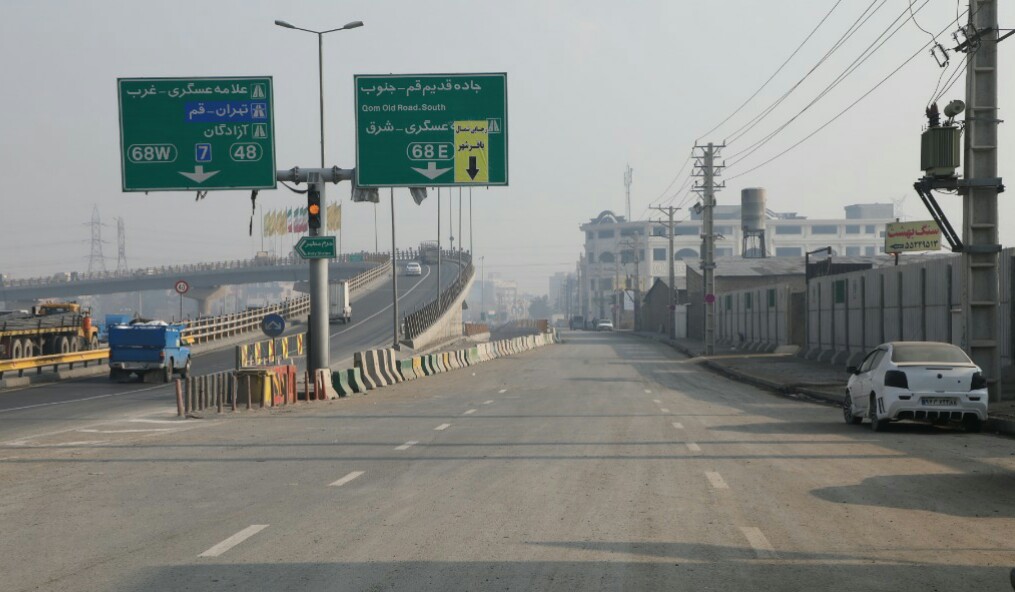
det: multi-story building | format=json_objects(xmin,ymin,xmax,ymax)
[{"xmin": 578, "ymin": 190, "xmax": 895, "ymax": 320}]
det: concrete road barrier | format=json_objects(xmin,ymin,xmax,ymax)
[
  {"xmin": 412, "ymin": 356, "xmax": 425, "ymax": 379},
  {"xmin": 354, "ymin": 351, "xmax": 382, "ymax": 390},
  {"xmin": 332, "ymin": 369, "xmax": 354, "ymax": 396},
  {"xmin": 375, "ymin": 349, "xmax": 397, "ymax": 385},
  {"xmin": 398, "ymin": 359, "xmax": 415, "ymax": 381},
  {"xmin": 346, "ymin": 367, "xmax": 367, "ymax": 393},
  {"xmin": 385, "ymin": 348, "xmax": 404, "ymax": 383}
]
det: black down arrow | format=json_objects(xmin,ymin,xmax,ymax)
[{"xmin": 466, "ymin": 156, "xmax": 479, "ymax": 180}]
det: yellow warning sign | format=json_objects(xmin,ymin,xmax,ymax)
[{"xmin": 454, "ymin": 120, "xmax": 489, "ymax": 183}]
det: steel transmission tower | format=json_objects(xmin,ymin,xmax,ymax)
[
  {"xmin": 116, "ymin": 217, "xmax": 128, "ymax": 272},
  {"xmin": 693, "ymin": 142, "xmax": 725, "ymax": 356},
  {"xmin": 87, "ymin": 205, "xmax": 108, "ymax": 274},
  {"xmin": 624, "ymin": 164, "xmax": 633, "ymax": 221}
]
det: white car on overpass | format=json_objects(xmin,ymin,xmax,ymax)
[
  {"xmin": 842, "ymin": 341, "xmax": 988, "ymax": 432},
  {"xmin": 404, "ymin": 261, "xmax": 422, "ymax": 276}
]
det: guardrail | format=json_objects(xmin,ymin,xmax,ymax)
[
  {"xmin": 0, "ymin": 258, "xmax": 391, "ymax": 382},
  {"xmin": 403, "ymin": 255, "xmax": 474, "ymax": 341},
  {"xmin": 0, "ymin": 349, "xmax": 108, "ymax": 379}
]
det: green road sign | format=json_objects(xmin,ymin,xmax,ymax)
[
  {"xmin": 295, "ymin": 236, "xmax": 336, "ymax": 259},
  {"xmin": 354, "ymin": 73, "xmax": 508, "ymax": 188},
  {"xmin": 118, "ymin": 77, "xmax": 276, "ymax": 192}
]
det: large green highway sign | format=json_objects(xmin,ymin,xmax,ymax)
[
  {"xmin": 354, "ymin": 73, "xmax": 508, "ymax": 188},
  {"xmin": 118, "ymin": 77, "xmax": 276, "ymax": 192}
]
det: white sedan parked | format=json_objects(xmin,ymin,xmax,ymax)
[{"xmin": 843, "ymin": 341, "xmax": 988, "ymax": 432}]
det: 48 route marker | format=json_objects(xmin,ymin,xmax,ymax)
[{"xmin": 118, "ymin": 77, "xmax": 276, "ymax": 192}]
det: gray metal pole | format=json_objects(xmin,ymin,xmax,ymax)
[
  {"xmin": 667, "ymin": 209, "xmax": 675, "ymax": 339},
  {"xmin": 390, "ymin": 188, "xmax": 399, "ymax": 349},
  {"xmin": 308, "ymin": 178, "xmax": 330, "ymax": 374},
  {"xmin": 469, "ymin": 188, "xmax": 473, "ymax": 255},
  {"xmin": 458, "ymin": 188, "xmax": 463, "ymax": 267},
  {"xmin": 481, "ymin": 256, "xmax": 485, "ymax": 321},
  {"xmin": 962, "ymin": 0, "xmax": 1002, "ymax": 401},
  {"xmin": 437, "ymin": 188, "xmax": 442, "ymax": 301},
  {"xmin": 317, "ymin": 32, "xmax": 325, "ymax": 168}
]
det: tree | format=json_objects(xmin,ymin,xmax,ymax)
[{"xmin": 528, "ymin": 295, "xmax": 552, "ymax": 319}]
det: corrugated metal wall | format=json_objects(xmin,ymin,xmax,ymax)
[{"xmin": 714, "ymin": 249, "xmax": 1014, "ymax": 365}]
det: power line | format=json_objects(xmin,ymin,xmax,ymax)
[
  {"xmin": 694, "ymin": 0, "xmax": 847, "ymax": 142},
  {"xmin": 724, "ymin": 0, "xmax": 888, "ymax": 145},
  {"xmin": 907, "ymin": 0, "xmax": 936, "ymax": 40},
  {"xmin": 727, "ymin": 0, "xmax": 933, "ymax": 166},
  {"xmin": 726, "ymin": 9, "xmax": 969, "ymax": 181}
]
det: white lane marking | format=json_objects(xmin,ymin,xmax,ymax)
[
  {"xmin": 77, "ymin": 428, "xmax": 181, "ymax": 434},
  {"xmin": 199, "ymin": 525, "xmax": 269, "ymax": 558},
  {"xmin": 660, "ymin": 408, "xmax": 670, "ymax": 413},
  {"xmin": 329, "ymin": 266, "xmax": 433, "ymax": 339},
  {"xmin": 395, "ymin": 441, "xmax": 418, "ymax": 451},
  {"xmin": 644, "ymin": 389, "xmax": 652, "ymax": 393},
  {"xmin": 482, "ymin": 400, "xmax": 493, "ymax": 405},
  {"xmin": 739, "ymin": 526, "xmax": 777, "ymax": 559},
  {"xmin": 652, "ymin": 399, "xmax": 661, "ymax": 404},
  {"xmin": 686, "ymin": 442, "xmax": 702, "ymax": 452},
  {"xmin": 434, "ymin": 423, "xmax": 451, "ymax": 431},
  {"xmin": 0, "ymin": 383, "xmax": 170, "ymax": 415},
  {"xmin": 127, "ymin": 418, "xmax": 183, "ymax": 424},
  {"xmin": 705, "ymin": 471, "xmax": 729, "ymax": 490},
  {"xmin": 328, "ymin": 471, "xmax": 365, "ymax": 487},
  {"xmin": 463, "ymin": 409, "xmax": 477, "ymax": 415},
  {"xmin": 672, "ymin": 422, "xmax": 684, "ymax": 430},
  {"xmin": 498, "ymin": 389, "xmax": 507, "ymax": 394}
]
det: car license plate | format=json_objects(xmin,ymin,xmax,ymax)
[{"xmin": 922, "ymin": 397, "xmax": 955, "ymax": 406}]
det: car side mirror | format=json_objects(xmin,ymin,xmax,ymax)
[{"xmin": 846, "ymin": 365, "xmax": 858, "ymax": 375}]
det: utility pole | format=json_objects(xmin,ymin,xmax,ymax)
[
  {"xmin": 693, "ymin": 142, "xmax": 725, "ymax": 355},
  {"xmin": 390, "ymin": 188, "xmax": 399, "ymax": 349},
  {"xmin": 624, "ymin": 164, "xmax": 633, "ymax": 222},
  {"xmin": 961, "ymin": 0, "xmax": 1002, "ymax": 401},
  {"xmin": 650, "ymin": 205, "xmax": 679, "ymax": 339}
]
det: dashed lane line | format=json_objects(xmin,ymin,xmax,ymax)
[
  {"xmin": 686, "ymin": 442, "xmax": 702, "ymax": 452},
  {"xmin": 672, "ymin": 422, "xmax": 684, "ymax": 430},
  {"xmin": 483, "ymin": 400, "xmax": 493, "ymax": 405},
  {"xmin": 660, "ymin": 408, "xmax": 670, "ymax": 413},
  {"xmin": 705, "ymin": 471, "xmax": 729, "ymax": 490},
  {"xmin": 199, "ymin": 525, "xmax": 269, "ymax": 558},
  {"xmin": 739, "ymin": 526, "xmax": 777, "ymax": 559},
  {"xmin": 463, "ymin": 409, "xmax": 477, "ymax": 415},
  {"xmin": 329, "ymin": 471, "xmax": 365, "ymax": 487},
  {"xmin": 395, "ymin": 441, "xmax": 419, "ymax": 451},
  {"xmin": 498, "ymin": 389, "xmax": 507, "ymax": 394},
  {"xmin": 434, "ymin": 423, "xmax": 451, "ymax": 431}
]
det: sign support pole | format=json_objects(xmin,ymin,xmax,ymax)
[
  {"xmin": 308, "ymin": 175, "xmax": 330, "ymax": 375},
  {"xmin": 390, "ymin": 188, "xmax": 400, "ymax": 349}
]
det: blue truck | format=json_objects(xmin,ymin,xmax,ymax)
[{"xmin": 108, "ymin": 322, "xmax": 191, "ymax": 382}]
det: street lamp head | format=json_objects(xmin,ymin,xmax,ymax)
[
  {"xmin": 342, "ymin": 20, "xmax": 364, "ymax": 29},
  {"xmin": 274, "ymin": 19, "xmax": 296, "ymax": 29}
]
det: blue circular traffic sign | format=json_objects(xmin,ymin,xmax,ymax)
[{"xmin": 261, "ymin": 313, "xmax": 285, "ymax": 338}]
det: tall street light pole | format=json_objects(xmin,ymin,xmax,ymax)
[{"xmin": 274, "ymin": 18, "xmax": 363, "ymax": 377}]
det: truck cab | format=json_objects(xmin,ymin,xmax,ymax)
[{"xmin": 108, "ymin": 322, "xmax": 191, "ymax": 382}]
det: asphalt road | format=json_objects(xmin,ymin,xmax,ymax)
[
  {"xmin": 2, "ymin": 331, "xmax": 1013, "ymax": 591},
  {"xmin": 0, "ymin": 262, "xmax": 459, "ymax": 443}
]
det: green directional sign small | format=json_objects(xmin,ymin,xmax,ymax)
[
  {"xmin": 295, "ymin": 236, "xmax": 336, "ymax": 259},
  {"xmin": 354, "ymin": 73, "xmax": 508, "ymax": 188},
  {"xmin": 118, "ymin": 77, "xmax": 276, "ymax": 192}
]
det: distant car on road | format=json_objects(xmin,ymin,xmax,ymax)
[
  {"xmin": 843, "ymin": 341, "xmax": 988, "ymax": 432},
  {"xmin": 596, "ymin": 319, "xmax": 614, "ymax": 332},
  {"xmin": 404, "ymin": 262, "xmax": 423, "ymax": 276}
]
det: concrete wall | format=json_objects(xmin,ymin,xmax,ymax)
[{"xmin": 715, "ymin": 284, "xmax": 803, "ymax": 350}]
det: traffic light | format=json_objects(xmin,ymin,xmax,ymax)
[{"xmin": 307, "ymin": 188, "xmax": 322, "ymax": 231}]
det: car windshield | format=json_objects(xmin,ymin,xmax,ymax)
[{"xmin": 891, "ymin": 343, "xmax": 972, "ymax": 364}]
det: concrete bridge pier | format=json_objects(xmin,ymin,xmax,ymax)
[{"xmin": 185, "ymin": 286, "xmax": 230, "ymax": 317}]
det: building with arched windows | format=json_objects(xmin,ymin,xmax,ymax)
[{"xmin": 578, "ymin": 201, "xmax": 896, "ymax": 321}]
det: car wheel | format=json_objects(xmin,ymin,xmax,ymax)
[
  {"xmin": 963, "ymin": 415, "xmax": 983, "ymax": 433},
  {"xmin": 181, "ymin": 359, "xmax": 191, "ymax": 379},
  {"xmin": 869, "ymin": 393, "xmax": 889, "ymax": 432},
  {"xmin": 842, "ymin": 393, "xmax": 863, "ymax": 425}
]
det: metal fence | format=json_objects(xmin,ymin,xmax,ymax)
[{"xmin": 403, "ymin": 254, "xmax": 474, "ymax": 341}]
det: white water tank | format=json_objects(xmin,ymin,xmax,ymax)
[{"xmin": 741, "ymin": 188, "xmax": 766, "ymax": 233}]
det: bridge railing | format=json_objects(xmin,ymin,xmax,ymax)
[
  {"xmin": 0, "ymin": 251, "xmax": 393, "ymax": 289},
  {"xmin": 403, "ymin": 253, "xmax": 474, "ymax": 341},
  {"xmin": 0, "ymin": 258, "xmax": 390, "ymax": 381}
]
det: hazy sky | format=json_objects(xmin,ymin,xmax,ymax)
[{"xmin": 1, "ymin": 0, "xmax": 1011, "ymax": 293}]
